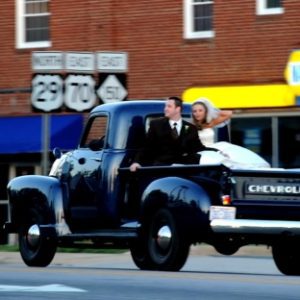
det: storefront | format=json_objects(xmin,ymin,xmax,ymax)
[
  {"xmin": 183, "ymin": 83, "xmax": 300, "ymax": 168},
  {"xmin": 0, "ymin": 114, "xmax": 84, "ymax": 243}
]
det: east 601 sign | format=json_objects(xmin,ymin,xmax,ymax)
[{"xmin": 32, "ymin": 74, "xmax": 97, "ymax": 112}]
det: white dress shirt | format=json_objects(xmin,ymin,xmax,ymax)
[{"xmin": 169, "ymin": 119, "xmax": 182, "ymax": 136}]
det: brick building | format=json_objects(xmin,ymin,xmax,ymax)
[
  {"xmin": 1, "ymin": 1, "xmax": 300, "ymax": 235},
  {"xmin": 2, "ymin": 1, "xmax": 300, "ymax": 108}
]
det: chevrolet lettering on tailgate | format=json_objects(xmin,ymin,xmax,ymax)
[{"xmin": 247, "ymin": 184, "xmax": 300, "ymax": 195}]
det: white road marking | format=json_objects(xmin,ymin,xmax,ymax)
[{"xmin": 0, "ymin": 284, "xmax": 86, "ymax": 292}]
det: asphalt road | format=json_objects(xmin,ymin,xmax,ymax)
[{"xmin": 0, "ymin": 245, "xmax": 300, "ymax": 300}]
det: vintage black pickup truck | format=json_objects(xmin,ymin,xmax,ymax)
[{"xmin": 4, "ymin": 100, "xmax": 300, "ymax": 275}]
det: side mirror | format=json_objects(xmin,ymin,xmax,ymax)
[
  {"xmin": 88, "ymin": 136, "xmax": 105, "ymax": 151},
  {"xmin": 53, "ymin": 147, "xmax": 62, "ymax": 159}
]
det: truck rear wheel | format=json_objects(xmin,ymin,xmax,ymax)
[
  {"xmin": 147, "ymin": 208, "xmax": 190, "ymax": 271},
  {"xmin": 19, "ymin": 208, "xmax": 57, "ymax": 267},
  {"xmin": 272, "ymin": 241, "xmax": 300, "ymax": 275}
]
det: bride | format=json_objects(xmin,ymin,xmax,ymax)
[{"xmin": 191, "ymin": 98, "xmax": 271, "ymax": 169}]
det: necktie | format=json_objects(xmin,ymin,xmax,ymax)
[{"xmin": 172, "ymin": 122, "xmax": 179, "ymax": 139}]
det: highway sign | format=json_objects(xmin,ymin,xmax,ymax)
[
  {"xmin": 31, "ymin": 74, "xmax": 63, "ymax": 111},
  {"xmin": 32, "ymin": 52, "xmax": 64, "ymax": 72},
  {"xmin": 64, "ymin": 74, "xmax": 97, "ymax": 111},
  {"xmin": 97, "ymin": 52, "xmax": 128, "ymax": 73},
  {"xmin": 65, "ymin": 52, "xmax": 95, "ymax": 73},
  {"xmin": 97, "ymin": 74, "xmax": 127, "ymax": 103}
]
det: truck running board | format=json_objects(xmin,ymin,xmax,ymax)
[{"xmin": 59, "ymin": 228, "xmax": 138, "ymax": 242}]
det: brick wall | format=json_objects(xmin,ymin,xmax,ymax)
[{"xmin": 1, "ymin": 0, "xmax": 300, "ymax": 114}]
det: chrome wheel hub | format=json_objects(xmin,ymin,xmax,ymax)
[
  {"xmin": 156, "ymin": 225, "xmax": 172, "ymax": 250},
  {"xmin": 27, "ymin": 224, "xmax": 40, "ymax": 248}
]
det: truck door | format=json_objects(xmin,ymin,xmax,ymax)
[{"xmin": 67, "ymin": 115, "xmax": 108, "ymax": 229}]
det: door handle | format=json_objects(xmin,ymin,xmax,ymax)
[{"xmin": 91, "ymin": 157, "xmax": 102, "ymax": 162}]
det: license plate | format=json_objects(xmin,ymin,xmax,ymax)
[{"xmin": 209, "ymin": 206, "xmax": 236, "ymax": 220}]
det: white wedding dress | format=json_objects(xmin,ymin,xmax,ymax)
[
  {"xmin": 192, "ymin": 97, "xmax": 271, "ymax": 169},
  {"xmin": 198, "ymin": 128, "xmax": 271, "ymax": 169}
]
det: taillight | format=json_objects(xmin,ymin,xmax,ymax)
[{"xmin": 221, "ymin": 194, "xmax": 231, "ymax": 205}]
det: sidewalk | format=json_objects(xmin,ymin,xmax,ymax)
[{"xmin": 0, "ymin": 244, "xmax": 272, "ymax": 266}]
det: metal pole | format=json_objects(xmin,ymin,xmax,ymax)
[
  {"xmin": 272, "ymin": 116, "xmax": 279, "ymax": 168},
  {"xmin": 42, "ymin": 114, "xmax": 50, "ymax": 175}
]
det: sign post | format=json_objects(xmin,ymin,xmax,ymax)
[
  {"xmin": 41, "ymin": 114, "xmax": 50, "ymax": 176},
  {"xmin": 32, "ymin": 52, "xmax": 64, "ymax": 175}
]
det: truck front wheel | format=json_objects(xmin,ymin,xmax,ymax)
[
  {"xmin": 272, "ymin": 240, "xmax": 300, "ymax": 275},
  {"xmin": 19, "ymin": 208, "xmax": 57, "ymax": 267},
  {"xmin": 130, "ymin": 227, "xmax": 154, "ymax": 270},
  {"xmin": 147, "ymin": 208, "xmax": 190, "ymax": 271}
]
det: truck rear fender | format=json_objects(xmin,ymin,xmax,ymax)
[
  {"xmin": 140, "ymin": 176, "xmax": 212, "ymax": 238},
  {"xmin": 7, "ymin": 175, "xmax": 71, "ymax": 236}
]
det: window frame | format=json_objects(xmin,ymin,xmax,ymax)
[
  {"xmin": 15, "ymin": 0, "xmax": 51, "ymax": 49},
  {"xmin": 184, "ymin": 0, "xmax": 215, "ymax": 39},
  {"xmin": 256, "ymin": 0, "xmax": 284, "ymax": 16}
]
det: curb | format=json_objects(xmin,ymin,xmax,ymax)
[{"xmin": 190, "ymin": 244, "xmax": 272, "ymax": 257}]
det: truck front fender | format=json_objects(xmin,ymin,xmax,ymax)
[
  {"xmin": 7, "ymin": 175, "xmax": 71, "ymax": 236},
  {"xmin": 140, "ymin": 176, "xmax": 212, "ymax": 240}
]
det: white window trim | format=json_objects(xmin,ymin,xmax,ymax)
[
  {"xmin": 15, "ymin": 0, "xmax": 51, "ymax": 49},
  {"xmin": 256, "ymin": 0, "xmax": 284, "ymax": 16},
  {"xmin": 183, "ymin": 0, "xmax": 215, "ymax": 39}
]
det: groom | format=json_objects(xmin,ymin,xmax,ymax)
[{"xmin": 129, "ymin": 96, "xmax": 207, "ymax": 172}]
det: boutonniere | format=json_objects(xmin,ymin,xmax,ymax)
[{"xmin": 184, "ymin": 125, "xmax": 190, "ymax": 131}]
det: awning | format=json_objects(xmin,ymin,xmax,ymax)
[
  {"xmin": 182, "ymin": 84, "xmax": 295, "ymax": 109},
  {"xmin": 0, "ymin": 114, "xmax": 84, "ymax": 154}
]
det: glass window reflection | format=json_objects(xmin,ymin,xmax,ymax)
[
  {"xmin": 278, "ymin": 117, "xmax": 300, "ymax": 168},
  {"xmin": 231, "ymin": 117, "xmax": 272, "ymax": 165}
]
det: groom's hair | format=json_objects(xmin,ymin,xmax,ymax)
[{"xmin": 167, "ymin": 96, "xmax": 183, "ymax": 110}]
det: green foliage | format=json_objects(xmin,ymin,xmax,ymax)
[
  {"xmin": 0, "ymin": 244, "xmax": 19, "ymax": 252},
  {"xmin": 0, "ymin": 244, "xmax": 127, "ymax": 254}
]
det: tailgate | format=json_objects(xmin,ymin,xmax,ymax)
[{"xmin": 230, "ymin": 168, "xmax": 300, "ymax": 220}]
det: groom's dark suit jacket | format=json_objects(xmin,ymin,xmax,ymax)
[{"xmin": 134, "ymin": 117, "xmax": 207, "ymax": 166}]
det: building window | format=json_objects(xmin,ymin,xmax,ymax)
[
  {"xmin": 184, "ymin": 0, "xmax": 214, "ymax": 39},
  {"xmin": 256, "ymin": 0, "xmax": 284, "ymax": 15},
  {"xmin": 231, "ymin": 117, "xmax": 272, "ymax": 166},
  {"xmin": 278, "ymin": 117, "xmax": 300, "ymax": 168},
  {"xmin": 16, "ymin": 0, "xmax": 51, "ymax": 49},
  {"xmin": 231, "ymin": 114, "xmax": 300, "ymax": 169}
]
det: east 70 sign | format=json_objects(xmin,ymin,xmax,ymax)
[{"xmin": 64, "ymin": 75, "xmax": 96, "ymax": 111}]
